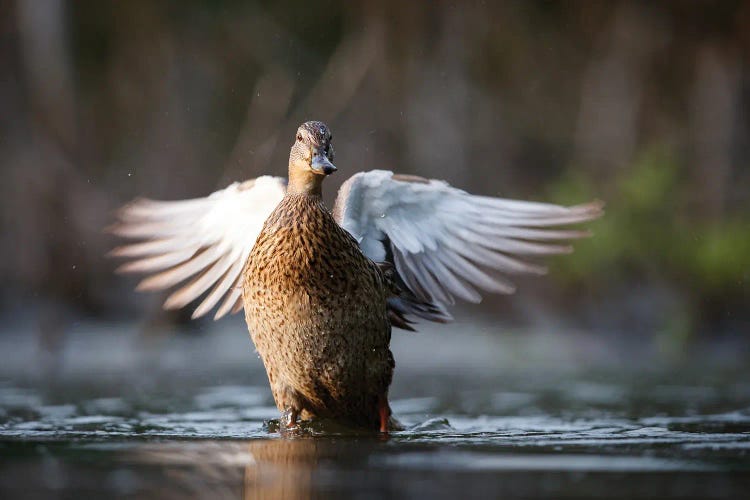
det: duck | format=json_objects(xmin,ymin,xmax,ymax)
[{"xmin": 109, "ymin": 120, "xmax": 603, "ymax": 432}]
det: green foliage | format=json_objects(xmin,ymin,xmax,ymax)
[
  {"xmin": 547, "ymin": 147, "xmax": 749, "ymax": 295},
  {"xmin": 689, "ymin": 220, "xmax": 750, "ymax": 289}
]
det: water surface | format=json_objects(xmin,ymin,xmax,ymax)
[{"xmin": 1, "ymin": 318, "xmax": 749, "ymax": 498}]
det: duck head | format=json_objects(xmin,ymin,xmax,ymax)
[{"xmin": 287, "ymin": 121, "xmax": 336, "ymax": 195}]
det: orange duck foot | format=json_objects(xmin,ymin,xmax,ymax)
[{"xmin": 378, "ymin": 395, "xmax": 390, "ymax": 433}]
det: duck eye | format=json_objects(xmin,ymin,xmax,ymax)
[{"xmin": 296, "ymin": 133, "xmax": 303, "ymax": 142}]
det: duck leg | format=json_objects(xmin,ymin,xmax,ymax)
[
  {"xmin": 377, "ymin": 394, "xmax": 391, "ymax": 433},
  {"xmin": 280, "ymin": 407, "xmax": 299, "ymax": 429},
  {"xmin": 274, "ymin": 382, "xmax": 307, "ymax": 430}
]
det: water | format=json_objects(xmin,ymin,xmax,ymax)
[{"xmin": 1, "ymin": 317, "xmax": 749, "ymax": 498}]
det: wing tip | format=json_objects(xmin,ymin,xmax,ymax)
[
  {"xmin": 115, "ymin": 261, "xmax": 145, "ymax": 274},
  {"xmin": 135, "ymin": 276, "xmax": 166, "ymax": 292},
  {"xmin": 111, "ymin": 197, "xmax": 154, "ymax": 221},
  {"xmin": 107, "ymin": 245, "xmax": 139, "ymax": 258},
  {"xmin": 192, "ymin": 307, "xmax": 209, "ymax": 320},
  {"xmin": 163, "ymin": 293, "xmax": 188, "ymax": 311},
  {"xmin": 569, "ymin": 199, "xmax": 605, "ymax": 219}
]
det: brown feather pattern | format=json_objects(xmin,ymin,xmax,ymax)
[{"xmin": 242, "ymin": 193, "xmax": 394, "ymax": 429}]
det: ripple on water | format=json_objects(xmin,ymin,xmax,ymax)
[{"xmin": 1, "ymin": 382, "xmax": 749, "ymax": 462}]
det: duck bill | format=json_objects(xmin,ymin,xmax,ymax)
[{"xmin": 311, "ymin": 151, "xmax": 337, "ymax": 175}]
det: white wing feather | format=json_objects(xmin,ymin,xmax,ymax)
[
  {"xmin": 109, "ymin": 176, "xmax": 286, "ymax": 319},
  {"xmin": 334, "ymin": 170, "xmax": 603, "ymax": 308}
]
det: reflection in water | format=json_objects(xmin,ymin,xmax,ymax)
[
  {"xmin": 132, "ymin": 442, "xmax": 247, "ymax": 499},
  {"xmin": 245, "ymin": 438, "xmax": 357, "ymax": 499},
  {"xmin": 2, "ymin": 415, "xmax": 750, "ymax": 499},
  {"xmin": 132, "ymin": 438, "xmax": 382, "ymax": 499},
  {"xmin": 246, "ymin": 439, "xmax": 316, "ymax": 500},
  {"xmin": 120, "ymin": 426, "xmax": 750, "ymax": 499}
]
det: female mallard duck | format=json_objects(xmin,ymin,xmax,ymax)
[{"xmin": 110, "ymin": 120, "xmax": 603, "ymax": 432}]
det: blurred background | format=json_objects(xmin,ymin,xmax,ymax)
[{"xmin": 0, "ymin": 0, "xmax": 749, "ymax": 373}]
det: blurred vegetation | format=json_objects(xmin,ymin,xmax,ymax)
[
  {"xmin": 551, "ymin": 147, "xmax": 750, "ymax": 293},
  {"xmin": 0, "ymin": 0, "xmax": 748, "ymax": 343},
  {"xmin": 549, "ymin": 146, "xmax": 749, "ymax": 344}
]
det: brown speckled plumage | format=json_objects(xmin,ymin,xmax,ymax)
[{"xmin": 242, "ymin": 123, "xmax": 394, "ymax": 430}]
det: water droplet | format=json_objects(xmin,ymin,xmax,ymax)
[{"xmin": 380, "ymin": 213, "xmax": 386, "ymax": 218}]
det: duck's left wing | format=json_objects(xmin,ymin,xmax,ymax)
[
  {"xmin": 108, "ymin": 176, "xmax": 286, "ymax": 320},
  {"xmin": 333, "ymin": 170, "xmax": 603, "ymax": 321}
]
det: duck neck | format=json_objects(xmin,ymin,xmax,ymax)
[{"xmin": 287, "ymin": 166, "xmax": 324, "ymax": 197}]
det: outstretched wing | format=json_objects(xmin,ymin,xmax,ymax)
[
  {"xmin": 333, "ymin": 170, "xmax": 603, "ymax": 317},
  {"xmin": 108, "ymin": 176, "xmax": 286, "ymax": 320}
]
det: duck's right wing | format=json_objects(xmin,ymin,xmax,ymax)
[
  {"xmin": 108, "ymin": 176, "xmax": 286, "ymax": 320},
  {"xmin": 333, "ymin": 170, "xmax": 603, "ymax": 327}
]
